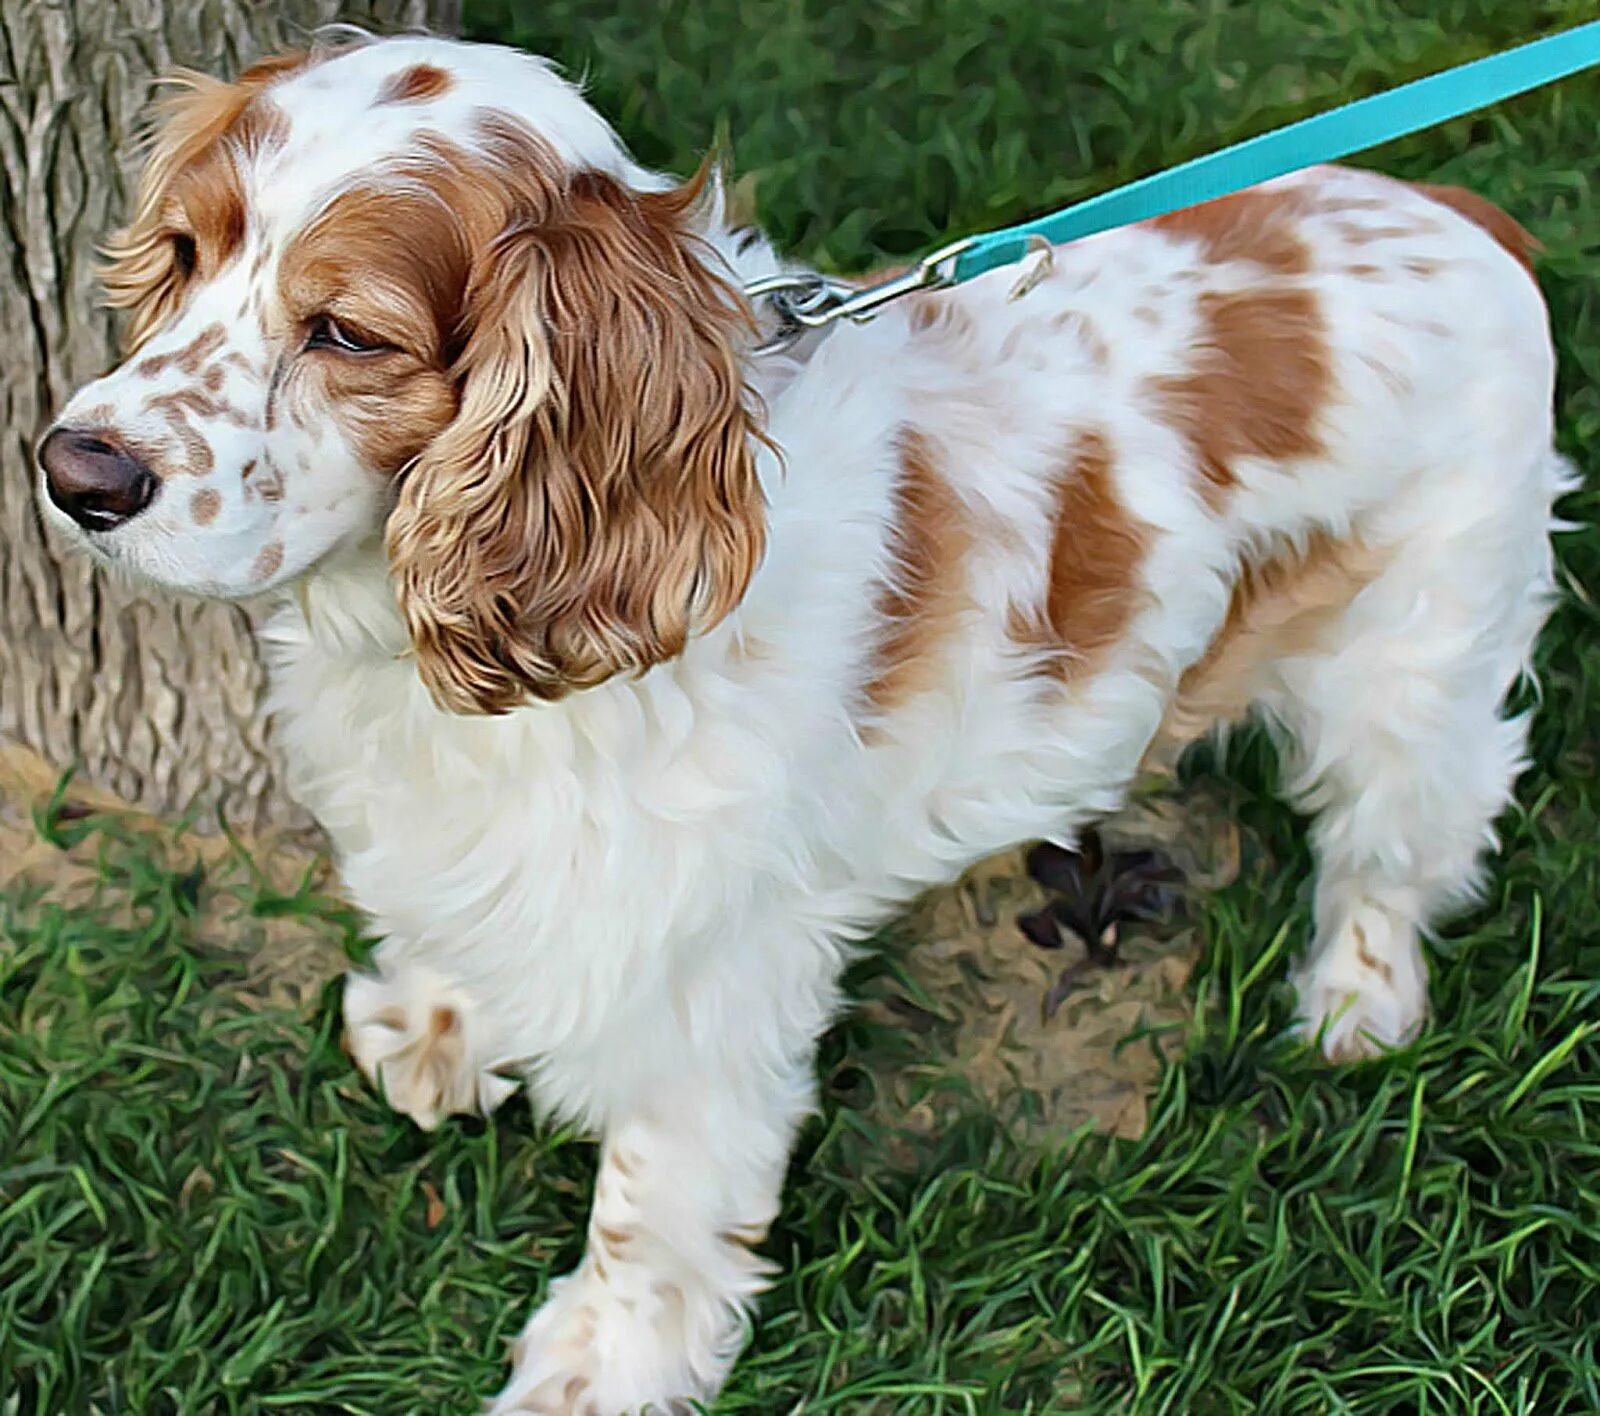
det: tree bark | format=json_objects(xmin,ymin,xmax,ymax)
[{"xmin": 0, "ymin": 0, "xmax": 459, "ymax": 829}]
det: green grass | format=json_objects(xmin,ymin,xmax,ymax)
[{"xmin": 5, "ymin": 1, "xmax": 1600, "ymax": 1410}]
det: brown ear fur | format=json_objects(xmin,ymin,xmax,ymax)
[
  {"xmin": 386, "ymin": 166, "xmax": 767, "ymax": 715},
  {"xmin": 99, "ymin": 51, "xmax": 313, "ymax": 348}
]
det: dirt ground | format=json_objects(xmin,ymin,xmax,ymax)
[
  {"xmin": 857, "ymin": 780, "xmax": 1238, "ymax": 1149},
  {"xmin": 1, "ymin": 741, "xmax": 1235, "ymax": 1145},
  {"xmin": 0, "ymin": 741, "xmax": 346, "ymax": 1013}
]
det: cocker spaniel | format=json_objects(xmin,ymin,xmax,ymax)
[{"xmin": 38, "ymin": 33, "xmax": 1569, "ymax": 1414}]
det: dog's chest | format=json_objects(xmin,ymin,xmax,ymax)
[{"xmin": 267, "ymin": 621, "xmax": 801, "ymax": 984}]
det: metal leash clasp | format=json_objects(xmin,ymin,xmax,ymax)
[{"xmin": 746, "ymin": 236, "xmax": 979, "ymax": 354}]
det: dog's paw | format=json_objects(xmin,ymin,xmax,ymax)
[
  {"xmin": 342, "ymin": 965, "xmax": 521, "ymax": 1129},
  {"xmin": 1291, "ymin": 907, "xmax": 1428, "ymax": 1062},
  {"xmin": 487, "ymin": 1265, "xmax": 729, "ymax": 1416}
]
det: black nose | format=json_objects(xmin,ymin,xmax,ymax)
[{"xmin": 38, "ymin": 427, "xmax": 159, "ymax": 531}]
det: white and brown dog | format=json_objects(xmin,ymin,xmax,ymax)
[{"xmin": 38, "ymin": 32, "xmax": 1570, "ymax": 1414}]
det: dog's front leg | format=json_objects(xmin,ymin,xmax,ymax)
[
  {"xmin": 489, "ymin": 1041, "xmax": 816, "ymax": 1415},
  {"xmin": 342, "ymin": 955, "xmax": 522, "ymax": 1130}
]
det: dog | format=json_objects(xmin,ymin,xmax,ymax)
[{"xmin": 37, "ymin": 32, "xmax": 1570, "ymax": 1413}]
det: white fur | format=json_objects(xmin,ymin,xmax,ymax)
[{"xmin": 40, "ymin": 36, "xmax": 1569, "ymax": 1414}]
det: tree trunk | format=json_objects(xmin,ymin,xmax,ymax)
[{"xmin": 0, "ymin": 0, "xmax": 459, "ymax": 830}]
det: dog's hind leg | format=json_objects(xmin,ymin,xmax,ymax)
[{"xmin": 1258, "ymin": 450, "xmax": 1570, "ymax": 1059}]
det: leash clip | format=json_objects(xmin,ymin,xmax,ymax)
[
  {"xmin": 747, "ymin": 235, "xmax": 978, "ymax": 354},
  {"xmin": 1006, "ymin": 234, "xmax": 1055, "ymax": 302}
]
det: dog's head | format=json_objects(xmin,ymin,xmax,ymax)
[{"xmin": 39, "ymin": 36, "xmax": 765, "ymax": 713}]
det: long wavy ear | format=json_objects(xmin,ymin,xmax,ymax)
[
  {"xmin": 386, "ymin": 166, "xmax": 767, "ymax": 715},
  {"xmin": 100, "ymin": 51, "xmax": 313, "ymax": 348}
]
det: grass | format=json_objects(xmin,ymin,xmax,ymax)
[{"xmin": 4, "ymin": 0, "xmax": 1600, "ymax": 1410}]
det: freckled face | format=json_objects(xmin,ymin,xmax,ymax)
[{"xmin": 37, "ymin": 60, "xmax": 475, "ymax": 598}]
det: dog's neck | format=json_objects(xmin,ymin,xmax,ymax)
[{"xmin": 291, "ymin": 537, "xmax": 412, "ymax": 662}]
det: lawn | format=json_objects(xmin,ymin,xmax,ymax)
[{"xmin": 4, "ymin": 1, "xmax": 1600, "ymax": 1411}]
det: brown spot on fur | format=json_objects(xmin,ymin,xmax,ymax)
[
  {"xmin": 655, "ymin": 1282, "xmax": 686, "ymax": 1323},
  {"xmin": 907, "ymin": 294, "xmax": 974, "ymax": 338},
  {"xmin": 136, "ymin": 323, "xmax": 227, "ymax": 379},
  {"xmin": 189, "ymin": 487, "xmax": 221, "ymax": 525},
  {"xmin": 1150, "ymin": 286, "xmax": 1330, "ymax": 509},
  {"xmin": 202, "ymin": 363, "xmax": 225, "ymax": 392},
  {"xmin": 1150, "ymin": 531, "xmax": 1392, "ymax": 758},
  {"xmin": 239, "ymin": 456, "xmax": 285, "ymax": 504},
  {"xmin": 1132, "ymin": 305, "xmax": 1160, "ymax": 327},
  {"xmin": 568, "ymin": 1304, "xmax": 598, "ymax": 1349},
  {"xmin": 376, "ymin": 63, "xmax": 453, "ymax": 105},
  {"xmin": 1412, "ymin": 182, "xmax": 1540, "ymax": 281},
  {"xmin": 722, "ymin": 1220, "xmax": 771, "ymax": 1250},
  {"xmin": 143, "ymin": 385, "xmax": 250, "ymax": 429},
  {"xmin": 235, "ymin": 49, "xmax": 324, "ymax": 88},
  {"xmin": 1052, "ymin": 309, "xmax": 1110, "ymax": 367},
  {"xmin": 1333, "ymin": 220, "xmax": 1432, "ymax": 245},
  {"xmin": 374, "ymin": 1007, "xmax": 407, "ymax": 1030},
  {"xmin": 862, "ymin": 429, "xmax": 971, "ymax": 711},
  {"xmin": 1149, "ymin": 188, "xmax": 1312, "ymax": 274},
  {"xmin": 1345, "ymin": 263, "xmax": 1384, "ymax": 279},
  {"xmin": 428, "ymin": 1006, "xmax": 459, "ymax": 1040},
  {"xmin": 1357, "ymin": 352, "xmax": 1412, "ymax": 398},
  {"xmin": 252, "ymin": 541, "xmax": 283, "ymax": 581},
  {"xmin": 595, "ymin": 1224, "xmax": 635, "ymax": 1253},
  {"xmin": 148, "ymin": 387, "xmax": 220, "ymax": 419},
  {"xmin": 158, "ymin": 406, "xmax": 214, "ymax": 476},
  {"xmin": 1316, "ymin": 195, "xmax": 1389, "ymax": 214},
  {"xmin": 1403, "ymin": 258, "xmax": 1442, "ymax": 278},
  {"xmin": 1016, "ymin": 429, "xmax": 1148, "ymax": 679},
  {"xmin": 1353, "ymin": 921, "xmax": 1395, "ymax": 985}
]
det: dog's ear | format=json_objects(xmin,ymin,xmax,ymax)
[
  {"xmin": 101, "ymin": 54, "xmax": 309, "ymax": 349},
  {"xmin": 386, "ymin": 166, "xmax": 767, "ymax": 715}
]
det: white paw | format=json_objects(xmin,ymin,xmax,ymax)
[
  {"xmin": 488, "ymin": 1264, "xmax": 733, "ymax": 1416},
  {"xmin": 342, "ymin": 965, "xmax": 521, "ymax": 1129},
  {"xmin": 1291, "ymin": 906, "xmax": 1429, "ymax": 1062}
]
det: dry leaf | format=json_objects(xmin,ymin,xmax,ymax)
[{"xmin": 423, "ymin": 1180, "xmax": 446, "ymax": 1230}]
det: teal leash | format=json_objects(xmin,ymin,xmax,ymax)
[{"xmin": 747, "ymin": 19, "xmax": 1600, "ymax": 350}]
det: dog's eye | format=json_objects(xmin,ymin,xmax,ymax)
[
  {"xmin": 305, "ymin": 314, "xmax": 390, "ymax": 355},
  {"xmin": 171, "ymin": 233, "xmax": 197, "ymax": 277}
]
